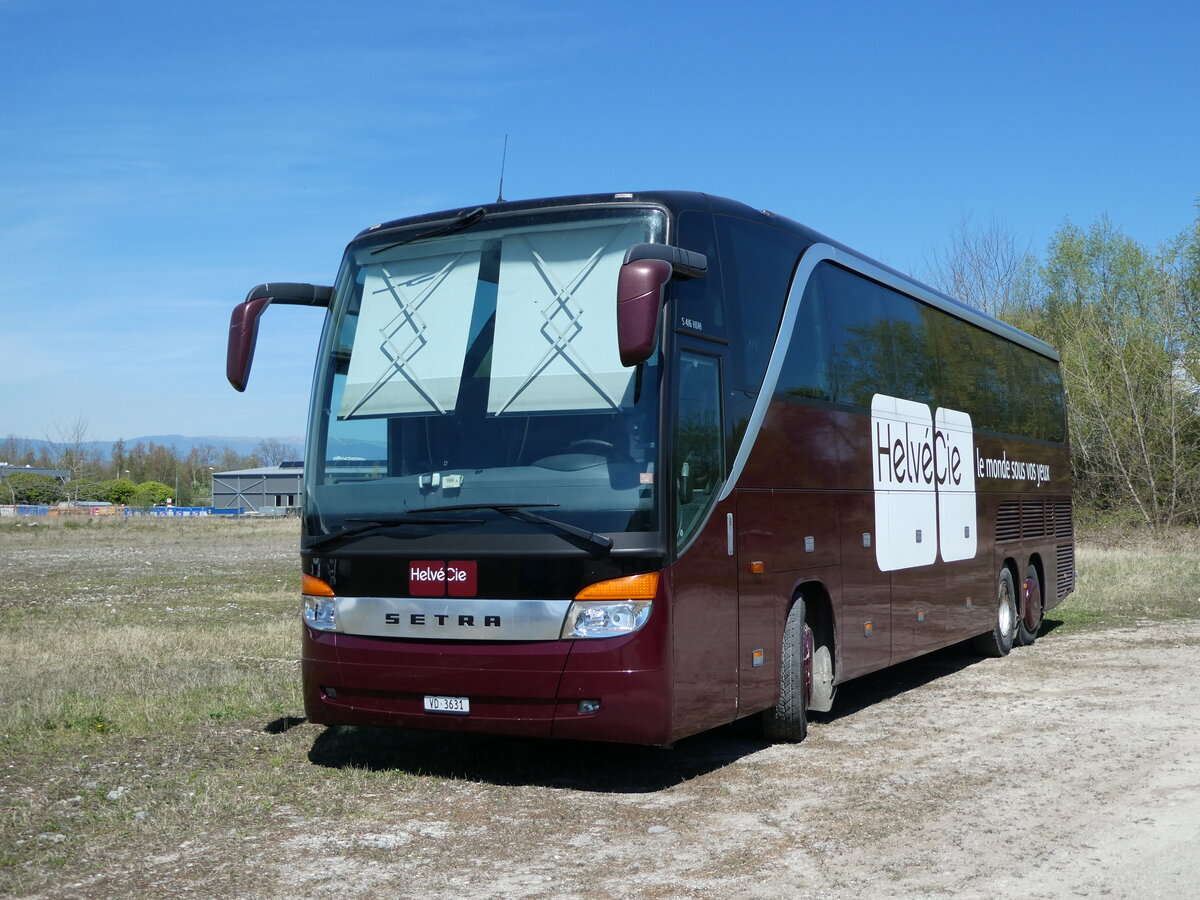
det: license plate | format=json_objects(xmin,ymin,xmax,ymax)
[{"xmin": 423, "ymin": 695, "xmax": 470, "ymax": 715}]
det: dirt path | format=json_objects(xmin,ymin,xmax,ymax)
[{"xmin": 39, "ymin": 619, "xmax": 1200, "ymax": 899}]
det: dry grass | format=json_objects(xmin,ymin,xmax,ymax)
[
  {"xmin": 0, "ymin": 516, "xmax": 1197, "ymax": 895},
  {"xmin": 1060, "ymin": 526, "xmax": 1200, "ymax": 629},
  {"xmin": 0, "ymin": 517, "xmax": 310, "ymax": 893}
]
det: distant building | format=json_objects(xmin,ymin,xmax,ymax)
[{"xmin": 211, "ymin": 461, "xmax": 303, "ymax": 514}]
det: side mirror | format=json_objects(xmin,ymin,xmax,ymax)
[
  {"xmin": 616, "ymin": 244, "xmax": 707, "ymax": 367},
  {"xmin": 227, "ymin": 283, "xmax": 332, "ymax": 391}
]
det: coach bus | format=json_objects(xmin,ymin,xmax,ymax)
[{"xmin": 227, "ymin": 191, "xmax": 1074, "ymax": 746}]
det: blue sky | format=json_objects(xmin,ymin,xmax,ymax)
[{"xmin": 2, "ymin": 0, "xmax": 1197, "ymax": 443}]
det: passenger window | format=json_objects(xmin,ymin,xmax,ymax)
[
  {"xmin": 825, "ymin": 265, "xmax": 892, "ymax": 407},
  {"xmin": 775, "ymin": 269, "xmax": 831, "ymax": 402},
  {"xmin": 823, "ymin": 264, "xmax": 937, "ymax": 408},
  {"xmin": 674, "ymin": 352, "xmax": 723, "ymax": 546},
  {"xmin": 884, "ymin": 289, "xmax": 937, "ymax": 407}
]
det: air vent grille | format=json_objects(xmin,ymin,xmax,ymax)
[
  {"xmin": 1020, "ymin": 499, "xmax": 1046, "ymax": 538},
  {"xmin": 996, "ymin": 501, "xmax": 1020, "ymax": 542},
  {"xmin": 1051, "ymin": 498, "xmax": 1074, "ymax": 539},
  {"xmin": 1056, "ymin": 543, "xmax": 1075, "ymax": 599}
]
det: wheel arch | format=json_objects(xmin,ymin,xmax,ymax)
[
  {"xmin": 1001, "ymin": 555, "xmax": 1021, "ymax": 589},
  {"xmin": 792, "ymin": 578, "xmax": 836, "ymax": 673},
  {"xmin": 791, "ymin": 578, "xmax": 838, "ymax": 714}
]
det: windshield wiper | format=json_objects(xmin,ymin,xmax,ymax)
[
  {"xmin": 407, "ymin": 503, "xmax": 614, "ymax": 551},
  {"xmin": 308, "ymin": 513, "xmax": 485, "ymax": 550},
  {"xmin": 369, "ymin": 207, "xmax": 487, "ymax": 256}
]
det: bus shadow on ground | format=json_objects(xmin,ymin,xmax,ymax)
[
  {"xmin": 818, "ymin": 616, "xmax": 1065, "ymax": 723},
  {"xmin": 307, "ymin": 721, "xmax": 769, "ymax": 793},
  {"xmin": 302, "ymin": 619, "xmax": 1066, "ymax": 793}
]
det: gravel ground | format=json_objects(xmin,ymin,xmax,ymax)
[{"xmin": 36, "ymin": 618, "xmax": 1200, "ymax": 900}]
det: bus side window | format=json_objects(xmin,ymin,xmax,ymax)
[
  {"xmin": 714, "ymin": 214, "xmax": 806, "ymax": 392},
  {"xmin": 674, "ymin": 212, "xmax": 726, "ymax": 340},
  {"xmin": 674, "ymin": 352, "xmax": 723, "ymax": 545},
  {"xmin": 883, "ymin": 287, "xmax": 937, "ymax": 407},
  {"xmin": 776, "ymin": 267, "xmax": 831, "ymax": 402},
  {"xmin": 825, "ymin": 264, "xmax": 891, "ymax": 407}
]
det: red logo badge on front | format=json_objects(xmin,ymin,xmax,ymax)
[{"xmin": 409, "ymin": 560, "xmax": 477, "ymax": 597}]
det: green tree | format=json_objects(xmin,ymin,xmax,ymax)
[
  {"xmin": 934, "ymin": 209, "xmax": 1200, "ymax": 526},
  {"xmin": 1039, "ymin": 217, "xmax": 1200, "ymax": 525},
  {"xmin": 71, "ymin": 480, "xmax": 106, "ymax": 502},
  {"xmin": 130, "ymin": 481, "xmax": 174, "ymax": 508},
  {"xmin": 929, "ymin": 206, "xmax": 1200, "ymax": 526},
  {"xmin": 99, "ymin": 478, "xmax": 137, "ymax": 504},
  {"xmin": 3, "ymin": 472, "xmax": 65, "ymax": 505}
]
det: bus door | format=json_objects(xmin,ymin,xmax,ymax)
[{"xmin": 669, "ymin": 350, "xmax": 738, "ymax": 734}]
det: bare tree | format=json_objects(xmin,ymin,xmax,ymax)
[
  {"xmin": 255, "ymin": 438, "xmax": 299, "ymax": 467},
  {"xmin": 46, "ymin": 415, "xmax": 95, "ymax": 502},
  {"xmin": 925, "ymin": 214, "xmax": 1035, "ymax": 317}
]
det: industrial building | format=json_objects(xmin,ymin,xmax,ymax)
[{"xmin": 211, "ymin": 461, "xmax": 303, "ymax": 514}]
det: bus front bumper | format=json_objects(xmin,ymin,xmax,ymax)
[{"xmin": 300, "ymin": 623, "xmax": 673, "ymax": 745}]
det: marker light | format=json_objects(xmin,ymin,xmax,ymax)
[{"xmin": 561, "ymin": 573, "xmax": 659, "ymax": 639}]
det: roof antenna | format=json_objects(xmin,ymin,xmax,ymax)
[{"xmin": 496, "ymin": 134, "xmax": 508, "ymax": 203}]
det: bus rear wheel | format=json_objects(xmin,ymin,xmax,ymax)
[
  {"xmin": 1017, "ymin": 564, "xmax": 1043, "ymax": 646},
  {"xmin": 763, "ymin": 598, "xmax": 810, "ymax": 743},
  {"xmin": 973, "ymin": 566, "xmax": 1017, "ymax": 658}
]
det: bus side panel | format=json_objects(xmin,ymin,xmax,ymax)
[
  {"xmin": 734, "ymin": 489, "xmax": 779, "ymax": 716},
  {"xmin": 837, "ymin": 490, "xmax": 893, "ymax": 679},
  {"xmin": 737, "ymin": 402, "xmax": 893, "ymax": 682},
  {"xmin": 753, "ymin": 488, "xmax": 842, "ymax": 707},
  {"xmin": 889, "ymin": 560, "xmax": 945, "ymax": 665},
  {"xmin": 668, "ymin": 495, "xmax": 739, "ymax": 742},
  {"xmin": 942, "ymin": 553, "xmax": 991, "ymax": 641},
  {"xmin": 832, "ymin": 409, "xmax": 894, "ymax": 678}
]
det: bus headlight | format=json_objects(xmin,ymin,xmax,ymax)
[
  {"xmin": 303, "ymin": 596, "xmax": 342, "ymax": 632},
  {"xmin": 561, "ymin": 600, "xmax": 652, "ymax": 639}
]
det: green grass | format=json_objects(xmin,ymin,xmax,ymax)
[{"xmin": 0, "ymin": 516, "xmax": 1197, "ymax": 895}]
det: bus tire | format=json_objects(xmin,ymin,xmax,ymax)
[
  {"xmin": 763, "ymin": 599, "xmax": 809, "ymax": 743},
  {"xmin": 973, "ymin": 566, "xmax": 1017, "ymax": 658},
  {"xmin": 1017, "ymin": 564, "xmax": 1043, "ymax": 646}
]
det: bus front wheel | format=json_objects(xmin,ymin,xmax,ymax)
[
  {"xmin": 973, "ymin": 566, "xmax": 1017, "ymax": 658},
  {"xmin": 763, "ymin": 599, "xmax": 810, "ymax": 742}
]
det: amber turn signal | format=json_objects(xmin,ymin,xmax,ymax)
[
  {"xmin": 574, "ymin": 572, "xmax": 660, "ymax": 601},
  {"xmin": 302, "ymin": 573, "xmax": 335, "ymax": 597}
]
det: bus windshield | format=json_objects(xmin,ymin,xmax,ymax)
[{"xmin": 304, "ymin": 206, "xmax": 667, "ymax": 540}]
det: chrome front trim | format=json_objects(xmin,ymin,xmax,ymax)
[{"xmin": 333, "ymin": 596, "xmax": 572, "ymax": 641}]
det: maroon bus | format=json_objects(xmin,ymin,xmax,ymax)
[{"xmin": 227, "ymin": 191, "xmax": 1074, "ymax": 746}]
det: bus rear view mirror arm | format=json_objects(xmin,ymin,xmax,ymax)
[
  {"xmin": 226, "ymin": 283, "xmax": 332, "ymax": 392},
  {"xmin": 617, "ymin": 244, "xmax": 707, "ymax": 367}
]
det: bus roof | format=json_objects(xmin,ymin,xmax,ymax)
[{"xmin": 354, "ymin": 190, "xmax": 1058, "ymax": 362}]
